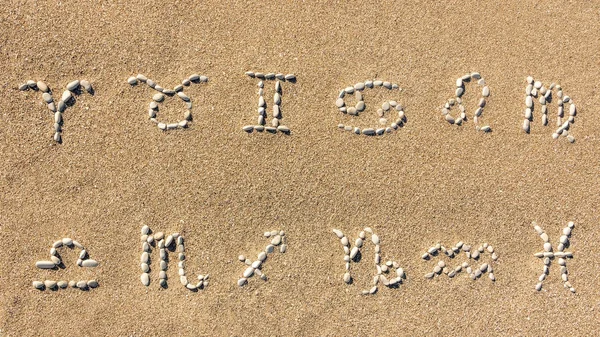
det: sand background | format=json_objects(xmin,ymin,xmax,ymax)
[{"xmin": 1, "ymin": 0, "xmax": 600, "ymax": 335}]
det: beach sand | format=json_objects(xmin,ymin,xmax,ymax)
[{"xmin": 1, "ymin": 0, "xmax": 600, "ymax": 335}]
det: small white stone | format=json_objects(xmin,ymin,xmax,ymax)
[
  {"xmin": 82, "ymin": 259, "xmax": 99, "ymax": 268},
  {"xmin": 36, "ymin": 260, "xmax": 55, "ymax": 269},
  {"xmin": 559, "ymin": 235, "xmax": 568, "ymax": 244},
  {"xmin": 81, "ymin": 80, "xmax": 92, "ymax": 93},
  {"xmin": 526, "ymin": 96, "xmax": 533, "ymax": 108},
  {"xmin": 177, "ymin": 92, "xmax": 190, "ymax": 102},
  {"xmin": 42, "ymin": 92, "xmax": 53, "ymax": 103},
  {"xmin": 35, "ymin": 81, "xmax": 48, "ymax": 92},
  {"xmin": 141, "ymin": 273, "xmax": 150, "ymax": 286},
  {"xmin": 44, "ymin": 280, "xmax": 57, "ymax": 289},
  {"xmin": 271, "ymin": 235, "xmax": 282, "ymax": 246},
  {"xmin": 276, "ymin": 125, "xmax": 290, "ymax": 133},
  {"xmin": 243, "ymin": 267, "xmax": 255, "ymax": 278},
  {"xmin": 350, "ymin": 247, "xmax": 359, "ymax": 259},
  {"xmin": 66, "ymin": 80, "xmax": 80, "ymax": 92},
  {"xmin": 61, "ymin": 90, "xmax": 72, "ymax": 102},
  {"xmin": 141, "ymin": 252, "xmax": 149, "ymax": 264},
  {"xmin": 257, "ymin": 252, "xmax": 267, "ymax": 262},
  {"xmin": 153, "ymin": 93, "xmax": 165, "ymax": 102}
]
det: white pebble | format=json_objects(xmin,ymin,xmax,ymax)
[
  {"xmin": 177, "ymin": 92, "xmax": 190, "ymax": 102},
  {"xmin": 243, "ymin": 267, "xmax": 254, "ymax": 278},
  {"xmin": 153, "ymin": 93, "xmax": 165, "ymax": 102},
  {"xmin": 141, "ymin": 273, "xmax": 150, "ymax": 286},
  {"xmin": 82, "ymin": 259, "xmax": 99, "ymax": 268},
  {"xmin": 42, "ymin": 92, "xmax": 53, "ymax": 103},
  {"xmin": 350, "ymin": 247, "xmax": 359, "ymax": 259},
  {"xmin": 44, "ymin": 280, "xmax": 57, "ymax": 289},
  {"xmin": 36, "ymin": 261, "xmax": 55, "ymax": 269},
  {"xmin": 271, "ymin": 235, "xmax": 282, "ymax": 245},
  {"xmin": 66, "ymin": 80, "xmax": 80, "ymax": 92},
  {"xmin": 61, "ymin": 90, "xmax": 72, "ymax": 102}
]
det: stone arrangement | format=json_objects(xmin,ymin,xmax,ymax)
[
  {"xmin": 333, "ymin": 227, "xmax": 406, "ymax": 295},
  {"xmin": 421, "ymin": 241, "xmax": 498, "ymax": 281},
  {"xmin": 32, "ymin": 238, "xmax": 99, "ymax": 290},
  {"xmin": 140, "ymin": 225, "xmax": 209, "ymax": 291},
  {"xmin": 441, "ymin": 72, "xmax": 491, "ymax": 132},
  {"xmin": 335, "ymin": 80, "xmax": 407, "ymax": 136},
  {"xmin": 242, "ymin": 72, "xmax": 295, "ymax": 134},
  {"xmin": 26, "ymin": 221, "xmax": 583, "ymax": 295},
  {"xmin": 127, "ymin": 74, "xmax": 208, "ymax": 131},
  {"xmin": 17, "ymin": 73, "xmax": 588, "ymax": 143},
  {"xmin": 533, "ymin": 221, "xmax": 575, "ymax": 293},
  {"xmin": 521, "ymin": 77, "xmax": 577, "ymax": 143},
  {"xmin": 19, "ymin": 79, "xmax": 93, "ymax": 143},
  {"xmin": 237, "ymin": 230, "xmax": 287, "ymax": 286}
]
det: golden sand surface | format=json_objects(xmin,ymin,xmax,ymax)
[{"xmin": 1, "ymin": 1, "xmax": 600, "ymax": 335}]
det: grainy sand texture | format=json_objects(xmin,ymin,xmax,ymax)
[{"xmin": 1, "ymin": 1, "xmax": 600, "ymax": 336}]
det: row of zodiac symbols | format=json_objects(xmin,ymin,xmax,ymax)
[
  {"xmin": 18, "ymin": 72, "xmax": 577, "ymax": 143},
  {"xmin": 31, "ymin": 223, "xmax": 577, "ymax": 295}
]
